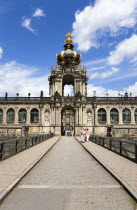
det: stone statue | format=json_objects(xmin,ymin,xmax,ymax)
[
  {"xmin": 87, "ymin": 111, "xmax": 92, "ymax": 124},
  {"xmin": 45, "ymin": 111, "xmax": 50, "ymax": 125}
]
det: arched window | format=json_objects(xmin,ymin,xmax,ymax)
[
  {"xmin": 98, "ymin": 108, "xmax": 106, "ymax": 122},
  {"xmin": 31, "ymin": 108, "xmax": 39, "ymax": 123},
  {"xmin": 7, "ymin": 108, "xmax": 15, "ymax": 122},
  {"xmin": 110, "ymin": 108, "xmax": 119, "ymax": 123},
  {"xmin": 62, "ymin": 74, "xmax": 74, "ymax": 96},
  {"xmin": 18, "ymin": 109, "xmax": 27, "ymax": 123},
  {"xmin": 0, "ymin": 109, "xmax": 3, "ymax": 122},
  {"xmin": 135, "ymin": 109, "xmax": 137, "ymax": 122},
  {"xmin": 122, "ymin": 108, "xmax": 131, "ymax": 122}
]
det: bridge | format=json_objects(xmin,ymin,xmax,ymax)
[{"xmin": 0, "ymin": 135, "xmax": 137, "ymax": 209}]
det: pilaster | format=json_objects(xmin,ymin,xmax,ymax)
[
  {"xmin": 39, "ymin": 108, "xmax": 43, "ymax": 126},
  {"xmin": 75, "ymin": 107, "xmax": 79, "ymax": 125},
  {"xmin": 26, "ymin": 108, "xmax": 30, "ymax": 124},
  {"xmin": 95, "ymin": 108, "xmax": 98, "ymax": 125},
  {"xmin": 118, "ymin": 108, "xmax": 123, "ymax": 125},
  {"xmin": 131, "ymin": 107, "xmax": 135, "ymax": 124},
  {"xmin": 106, "ymin": 107, "xmax": 110, "ymax": 124},
  {"xmin": 2, "ymin": 108, "xmax": 7, "ymax": 125},
  {"xmin": 14, "ymin": 108, "xmax": 18, "ymax": 124}
]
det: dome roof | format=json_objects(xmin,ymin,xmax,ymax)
[{"xmin": 56, "ymin": 34, "xmax": 82, "ymax": 66}]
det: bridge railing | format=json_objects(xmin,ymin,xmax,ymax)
[
  {"xmin": 0, "ymin": 134, "xmax": 51, "ymax": 161},
  {"xmin": 90, "ymin": 135, "xmax": 137, "ymax": 163}
]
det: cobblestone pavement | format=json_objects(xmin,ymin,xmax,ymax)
[
  {"xmin": 0, "ymin": 136, "xmax": 60, "ymax": 195},
  {"xmin": 0, "ymin": 137, "xmax": 135, "ymax": 210},
  {"xmin": 76, "ymin": 137, "xmax": 137, "ymax": 200}
]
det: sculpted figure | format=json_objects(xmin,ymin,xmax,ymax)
[{"xmin": 45, "ymin": 111, "xmax": 50, "ymax": 124}]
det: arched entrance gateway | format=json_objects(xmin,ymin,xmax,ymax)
[
  {"xmin": 61, "ymin": 106, "xmax": 75, "ymax": 136},
  {"xmin": 48, "ymin": 33, "xmax": 88, "ymax": 136}
]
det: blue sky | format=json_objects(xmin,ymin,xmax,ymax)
[{"xmin": 0, "ymin": 0, "xmax": 137, "ymax": 97}]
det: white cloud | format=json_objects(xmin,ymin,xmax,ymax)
[
  {"xmin": 87, "ymin": 82, "xmax": 137, "ymax": 97},
  {"xmin": 0, "ymin": 60, "xmax": 136, "ymax": 98},
  {"xmin": 127, "ymin": 82, "xmax": 137, "ymax": 96},
  {"xmin": 0, "ymin": 47, "xmax": 3, "ymax": 59},
  {"xmin": 90, "ymin": 67, "xmax": 119, "ymax": 79},
  {"xmin": 88, "ymin": 65, "xmax": 106, "ymax": 71},
  {"xmin": 108, "ymin": 34, "xmax": 137, "ymax": 65},
  {"xmin": 64, "ymin": 85, "xmax": 73, "ymax": 96},
  {"xmin": 82, "ymin": 58, "xmax": 106, "ymax": 66},
  {"xmin": 72, "ymin": 0, "xmax": 137, "ymax": 51},
  {"xmin": 0, "ymin": 61, "xmax": 49, "ymax": 97},
  {"xmin": 33, "ymin": 8, "xmax": 46, "ymax": 17},
  {"xmin": 21, "ymin": 17, "xmax": 36, "ymax": 34},
  {"xmin": 87, "ymin": 84, "xmax": 120, "ymax": 97}
]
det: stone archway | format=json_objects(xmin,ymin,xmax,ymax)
[
  {"xmin": 62, "ymin": 74, "xmax": 74, "ymax": 96},
  {"xmin": 61, "ymin": 105, "xmax": 75, "ymax": 136}
]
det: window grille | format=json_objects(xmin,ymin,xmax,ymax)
[
  {"xmin": 7, "ymin": 108, "xmax": 15, "ymax": 122},
  {"xmin": 31, "ymin": 108, "xmax": 39, "ymax": 123},
  {"xmin": 98, "ymin": 108, "xmax": 106, "ymax": 122},
  {"xmin": 110, "ymin": 108, "xmax": 119, "ymax": 122},
  {"xmin": 122, "ymin": 108, "xmax": 131, "ymax": 122},
  {"xmin": 135, "ymin": 109, "xmax": 137, "ymax": 122},
  {"xmin": 0, "ymin": 109, "xmax": 3, "ymax": 122},
  {"xmin": 18, "ymin": 109, "xmax": 27, "ymax": 123}
]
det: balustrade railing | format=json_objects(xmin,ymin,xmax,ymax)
[
  {"xmin": 90, "ymin": 135, "xmax": 137, "ymax": 163},
  {"xmin": 0, "ymin": 134, "xmax": 51, "ymax": 161},
  {"xmin": 0, "ymin": 96, "xmax": 136, "ymax": 102}
]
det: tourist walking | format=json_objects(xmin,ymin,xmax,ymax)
[
  {"xmin": 81, "ymin": 128, "xmax": 86, "ymax": 143},
  {"xmin": 86, "ymin": 128, "xmax": 90, "ymax": 141}
]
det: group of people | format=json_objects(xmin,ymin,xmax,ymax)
[
  {"xmin": 81, "ymin": 128, "xmax": 91, "ymax": 142},
  {"xmin": 65, "ymin": 130, "xmax": 74, "ymax": 136}
]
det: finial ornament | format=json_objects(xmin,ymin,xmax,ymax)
[
  {"xmin": 56, "ymin": 33, "xmax": 81, "ymax": 66},
  {"xmin": 65, "ymin": 33, "xmax": 73, "ymax": 44}
]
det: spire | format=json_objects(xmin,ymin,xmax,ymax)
[
  {"xmin": 65, "ymin": 34, "xmax": 73, "ymax": 44},
  {"xmin": 64, "ymin": 33, "xmax": 74, "ymax": 50},
  {"xmin": 56, "ymin": 34, "xmax": 81, "ymax": 66}
]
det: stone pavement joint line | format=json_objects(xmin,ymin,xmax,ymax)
[
  {"xmin": 0, "ymin": 136, "xmax": 60, "ymax": 204},
  {"xmin": 76, "ymin": 137, "xmax": 137, "ymax": 202},
  {"xmin": 18, "ymin": 184, "xmax": 121, "ymax": 189}
]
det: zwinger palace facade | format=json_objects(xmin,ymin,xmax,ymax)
[{"xmin": 0, "ymin": 34, "xmax": 137, "ymax": 137}]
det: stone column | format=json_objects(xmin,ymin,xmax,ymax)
[
  {"xmin": 79, "ymin": 106, "xmax": 82, "ymax": 125},
  {"xmin": 82, "ymin": 108, "xmax": 86, "ymax": 126},
  {"xmin": 2, "ymin": 108, "xmax": 7, "ymax": 125},
  {"xmin": 55, "ymin": 107, "xmax": 61, "ymax": 135},
  {"xmin": 41, "ymin": 109, "xmax": 45, "ymax": 125},
  {"xmin": 95, "ymin": 108, "xmax": 98, "ymax": 126},
  {"xmin": 51, "ymin": 107, "xmax": 55, "ymax": 126},
  {"xmin": 131, "ymin": 108, "xmax": 135, "ymax": 124},
  {"xmin": 52, "ymin": 82, "xmax": 55, "ymax": 95},
  {"xmin": 14, "ymin": 108, "xmax": 18, "ymax": 125},
  {"xmin": 39, "ymin": 108, "xmax": 43, "ymax": 126},
  {"xmin": 106, "ymin": 108, "xmax": 110, "ymax": 124},
  {"xmin": 75, "ymin": 107, "xmax": 79, "ymax": 125},
  {"xmin": 56, "ymin": 107, "xmax": 61, "ymax": 126},
  {"xmin": 118, "ymin": 108, "xmax": 123, "ymax": 125},
  {"xmin": 26, "ymin": 108, "xmax": 30, "ymax": 125}
]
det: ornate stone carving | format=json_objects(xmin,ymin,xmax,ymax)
[
  {"xmin": 54, "ymin": 91, "xmax": 62, "ymax": 101},
  {"xmin": 87, "ymin": 110, "xmax": 92, "ymax": 125},
  {"xmin": 45, "ymin": 110, "xmax": 50, "ymax": 125}
]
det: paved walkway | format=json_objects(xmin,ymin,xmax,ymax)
[
  {"xmin": 76, "ymin": 137, "xmax": 137, "ymax": 201},
  {"xmin": 0, "ymin": 137, "xmax": 135, "ymax": 210},
  {"xmin": 0, "ymin": 136, "xmax": 60, "ymax": 203}
]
